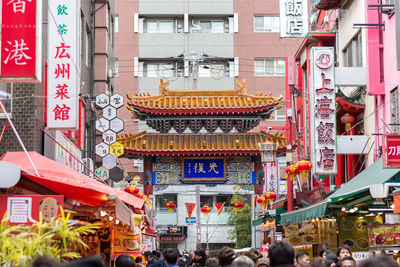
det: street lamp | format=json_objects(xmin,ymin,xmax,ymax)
[{"xmin": 259, "ymin": 142, "xmax": 278, "ymax": 164}]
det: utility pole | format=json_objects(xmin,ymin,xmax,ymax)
[{"xmin": 196, "ymin": 185, "xmax": 202, "ymax": 249}]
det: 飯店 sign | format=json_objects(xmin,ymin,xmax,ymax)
[
  {"xmin": 279, "ymin": 0, "xmax": 308, "ymax": 38},
  {"xmin": 310, "ymin": 47, "xmax": 337, "ymax": 175},
  {"xmin": 0, "ymin": 0, "xmax": 42, "ymax": 81},
  {"xmin": 47, "ymin": 0, "xmax": 80, "ymax": 129},
  {"xmin": 383, "ymin": 135, "xmax": 400, "ymax": 168}
]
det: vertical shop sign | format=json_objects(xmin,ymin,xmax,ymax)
[
  {"xmin": 382, "ymin": 134, "xmax": 400, "ymax": 168},
  {"xmin": 279, "ymin": 0, "xmax": 308, "ymax": 38},
  {"xmin": 1, "ymin": 0, "xmax": 42, "ymax": 81},
  {"xmin": 47, "ymin": 0, "xmax": 80, "ymax": 129},
  {"xmin": 310, "ymin": 47, "xmax": 337, "ymax": 175}
]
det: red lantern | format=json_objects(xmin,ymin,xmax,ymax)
[
  {"xmin": 166, "ymin": 201, "xmax": 176, "ymax": 213},
  {"xmin": 137, "ymin": 192, "xmax": 144, "ymax": 199},
  {"xmin": 233, "ymin": 201, "xmax": 244, "ymax": 212},
  {"xmin": 296, "ymin": 160, "xmax": 312, "ymax": 179},
  {"xmin": 201, "ymin": 205, "xmax": 211, "ymax": 216},
  {"xmin": 256, "ymin": 196, "xmax": 266, "ymax": 206},
  {"xmin": 341, "ymin": 113, "xmax": 356, "ymax": 132},
  {"xmin": 264, "ymin": 191, "xmax": 277, "ymax": 206},
  {"xmin": 286, "ymin": 164, "xmax": 299, "ymax": 181},
  {"xmin": 124, "ymin": 185, "xmax": 140, "ymax": 195}
]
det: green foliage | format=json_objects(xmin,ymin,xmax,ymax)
[
  {"xmin": 227, "ymin": 186, "xmax": 252, "ymax": 249},
  {"xmin": 0, "ymin": 207, "xmax": 101, "ymax": 266}
]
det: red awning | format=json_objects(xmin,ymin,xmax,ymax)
[{"xmin": 0, "ymin": 152, "xmax": 144, "ymax": 209}]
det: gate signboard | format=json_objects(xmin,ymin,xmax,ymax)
[{"xmin": 383, "ymin": 134, "xmax": 400, "ymax": 168}]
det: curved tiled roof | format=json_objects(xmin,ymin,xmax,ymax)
[
  {"xmin": 118, "ymin": 131, "xmax": 285, "ymax": 156},
  {"xmin": 127, "ymin": 79, "xmax": 282, "ymax": 117}
]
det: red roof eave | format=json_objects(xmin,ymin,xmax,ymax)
[
  {"xmin": 124, "ymin": 150, "xmax": 262, "ymax": 156},
  {"xmin": 130, "ymin": 105, "xmax": 276, "ymax": 115},
  {"xmin": 295, "ymin": 32, "xmax": 336, "ymax": 60}
]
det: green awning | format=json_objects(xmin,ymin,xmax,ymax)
[
  {"xmin": 252, "ymin": 217, "xmax": 264, "ymax": 227},
  {"xmin": 329, "ymin": 158, "xmax": 400, "ymax": 203},
  {"xmin": 280, "ymin": 200, "xmax": 329, "ymax": 225}
]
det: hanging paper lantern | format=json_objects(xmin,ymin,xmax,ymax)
[
  {"xmin": 136, "ymin": 192, "xmax": 144, "ymax": 199},
  {"xmin": 285, "ymin": 164, "xmax": 299, "ymax": 181},
  {"xmin": 201, "ymin": 205, "xmax": 211, "ymax": 216},
  {"xmin": 264, "ymin": 191, "xmax": 277, "ymax": 206},
  {"xmin": 341, "ymin": 113, "xmax": 356, "ymax": 132},
  {"xmin": 124, "ymin": 185, "xmax": 140, "ymax": 195},
  {"xmin": 233, "ymin": 201, "xmax": 244, "ymax": 212},
  {"xmin": 256, "ymin": 196, "xmax": 266, "ymax": 206},
  {"xmin": 165, "ymin": 201, "xmax": 176, "ymax": 213},
  {"xmin": 296, "ymin": 160, "xmax": 312, "ymax": 179}
]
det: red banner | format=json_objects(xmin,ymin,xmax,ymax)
[
  {"xmin": 383, "ymin": 135, "xmax": 400, "ymax": 168},
  {"xmin": 395, "ymin": 194, "xmax": 400, "ymax": 214},
  {"xmin": 1, "ymin": 0, "xmax": 37, "ymax": 78},
  {"xmin": 214, "ymin": 202, "xmax": 225, "ymax": 216},
  {"xmin": 0, "ymin": 195, "xmax": 63, "ymax": 224},
  {"xmin": 185, "ymin": 203, "xmax": 195, "ymax": 220}
]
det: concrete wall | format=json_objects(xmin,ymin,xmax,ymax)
[{"xmin": 139, "ymin": 0, "xmax": 233, "ymax": 15}]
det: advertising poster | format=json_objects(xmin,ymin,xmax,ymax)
[
  {"xmin": 338, "ymin": 216, "xmax": 383, "ymax": 252},
  {"xmin": 112, "ymin": 220, "xmax": 141, "ymax": 257},
  {"xmin": 369, "ymin": 224, "xmax": 400, "ymax": 247}
]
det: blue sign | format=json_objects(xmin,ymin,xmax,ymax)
[
  {"xmin": 182, "ymin": 158, "xmax": 226, "ymax": 183},
  {"xmin": 186, "ymin": 217, "xmax": 196, "ymax": 224}
]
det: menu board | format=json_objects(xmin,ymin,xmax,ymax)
[
  {"xmin": 338, "ymin": 216, "xmax": 383, "ymax": 252},
  {"xmin": 369, "ymin": 224, "xmax": 400, "ymax": 247},
  {"xmin": 284, "ymin": 222, "xmax": 319, "ymax": 245},
  {"xmin": 112, "ymin": 222, "xmax": 141, "ymax": 254}
]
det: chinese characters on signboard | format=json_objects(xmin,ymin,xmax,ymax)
[
  {"xmin": 47, "ymin": 0, "xmax": 80, "ymax": 129},
  {"xmin": 1, "ymin": 0, "xmax": 42, "ymax": 80},
  {"xmin": 182, "ymin": 158, "xmax": 225, "ymax": 183},
  {"xmin": 310, "ymin": 47, "xmax": 337, "ymax": 175},
  {"xmin": 279, "ymin": 0, "xmax": 308, "ymax": 38},
  {"xmin": 383, "ymin": 135, "xmax": 400, "ymax": 168},
  {"xmin": 0, "ymin": 195, "xmax": 63, "ymax": 224}
]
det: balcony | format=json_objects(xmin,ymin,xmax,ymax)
[
  {"xmin": 156, "ymin": 209, "xmax": 178, "ymax": 225},
  {"xmin": 138, "ymin": 77, "xmax": 235, "ymax": 92}
]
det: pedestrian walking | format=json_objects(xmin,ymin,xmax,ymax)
[
  {"xmin": 310, "ymin": 257, "xmax": 329, "ymax": 267},
  {"xmin": 164, "ymin": 249, "xmax": 180, "ymax": 267},
  {"xmin": 358, "ymin": 256, "xmax": 399, "ymax": 267},
  {"xmin": 115, "ymin": 254, "xmax": 136, "ymax": 267},
  {"xmin": 232, "ymin": 256, "xmax": 254, "ymax": 267},
  {"xmin": 340, "ymin": 257, "xmax": 355, "ymax": 267},
  {"xmin": 135, "ymin": 256, "xmax": 145, "ymax": 267},
  {"xmin": 144, "ymin": 251, "xmax": 162, "ymax": 267},
  {"xmin": 336, "ymin": 245, "xmax": 352, "ymax": 267},
  {"xmin": 217, "ymin": 246, "xmax": 237, "ymax": 267},
  {"xmin": 193, "ymin": 249, "xmax": 207, "ymax": 267},
  {"xmin": 295, "ymin": 251, "xmax": 310, "ymax": 267}
]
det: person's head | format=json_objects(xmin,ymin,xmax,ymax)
[
  {"xmin": 63, "ymin": 256, "xmax": 105, "ymax": 267},
  {"xmin": 295, "ymin": 251, "xmax": 310, "ymax": 267},
  {"xmin": 115, "ymin": 254, "xmax": 135, "ymax": 267},
  {"xmin": 241, "ymin": 251, "xmax": 258, "ymax": 263},
  {"xmin": 319, "ymin": 249, "xmax": 328, "ymax": 260},
  {"xmin": 153, "ymin": 250, "xmax": 161, "ymax": 259},
  {"xmin": 337, "ymin": 245, "xmax": 352, "ymax": 261},
  {"xmin": 207, "ymin": 258, "xmax": 219, "ymax": 265},
  {"xmin": 217, "ymin": 246, "xmax": 237, "ymax": 266},
  {"xmin": 195, "ymin": 249, "xmax": 207, "ymax": 261},
  {"xmin": 268, "ymin": 241, "xmax": 295, "ymax": 267},
  {"xmin": 135, "ymin": 257, "xmax": 143, "ymax": 264},
  {"xmin": 144, "ymin": 251, "xmax": 152, "ymax": 262},
  {"xmin": 232, "ymin": 256, "xmax": 254, "ymax": 267},
  {"xmin": 324, "ymin": 249, "xmax": 337, "ymax": 267},
  {"xmin": 31, "ymin": 255, "xmax": 59, "ymax": 267},
  {"xmin": 256, "ymin": 258, "xmax": 270, "ymax": 267},
  {"xmin": 310, "ymin": 257, "xmax": 329, "ymax": 267},
  {"xmin": 39, "ymin": 197, "xmax": 59, "ymax": 222},
  {"xmin": 340, "ymin": 257, "xmax": 355, "ymax": 267},
  {"xmin": 164, "ymin": 248, "xmax": 180, "ymax": 266},
  {"xmin": 358, "ymin": 255, "xmax": 398, "ymax": 267}
]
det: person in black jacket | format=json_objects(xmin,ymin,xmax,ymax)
[
  {"xmin": 193, "ymin": 249, "xmax": 207, "ymax": 267},
  {"xmin": 268, "ymin": 241, "xmax": 296, "ymax": 267}
]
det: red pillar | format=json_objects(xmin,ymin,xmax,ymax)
[
  {"xmin": 287, "ymin": 178, "xmax": 294, "ymax": 211},
  {"xmin": 143, "ymin": 156, "xmax": 153, "ymax": 195},
  {"xmin": 335, "ymin": 121, "xmax": 345, "ymax": 186},
  {"xmin": 341, "ymin": 114, "xmax": 357, "ymax": 181}
]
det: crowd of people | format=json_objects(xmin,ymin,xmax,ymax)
[{"xmin": 30, "ymin": 242, "xmax": 399, "ymax": 267}]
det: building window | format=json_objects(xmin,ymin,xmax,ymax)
[
  {"xmin": 115, "ymin": 15, "xmax": 118, "ymax": 33},
  {"xmin": 147, "ymin": 20, "xmax": 174, "ymax": 33},
  {"xmin": 114, "ymin": 59, "xmax": 119, "ymax": 77},
  {"xmin": 156, "ymin": 194, "xmax": 177, "ymax": 212},
  {"xmin": 254, "ymin": 16, "xmax": 280, "ymax": 32},
  {"xmin": 145, "ymin": 62, "xmax": 183, "ymax": 78},
  {"xmin": 199, "ymin": 20, "xmax": 225, "ymax": 33},
  {"xmin": 198, "ymin": 63, "xmax": 227, "ymax": 77},
  {"xmin": 343, "ymin": 33, "xmax": 362, "ymax": 67},
  {"xmin": 267, "ymin": 103, "xmax": 286, "ymax": 121},
  {"xmin": 0, "ymin": 83, "xmax": 12, "ymax": 116},
  {"xmin": 254, "ymin": 58, "xmax": 285, "ymax": 76}
]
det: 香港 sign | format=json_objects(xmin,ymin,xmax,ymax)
[
  {"xmin": 0, "ymin": 195, "xmax": 63, "ymax": 224},
  {"xmin": 310, "ymin": 47, "xmax": 337, "ymax": 175},
  {"xmin": 279, "ymin": 0, "xmax": 308, "ymax": 38},
  {"xmin": 182, "ymin": 158, "xmax": 226, "ymax": 183},
  {"xmin": 0, "ymin": 0, "xmax": 42, "ymax": 81},
  {"xmin": 383, "ymin": 135, "xmax": 400, "ymax": 168},
  {"xmin": 47, "ymin": 0, "xmax": 80, "ymax": 129}
]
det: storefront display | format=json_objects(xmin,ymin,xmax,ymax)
[
  {"xmin": 369, "ymin": 224, "xmax": 400, "ymax": 247},
  {"xmin": 111, "ymin": 215, "xmax": 142, "ymax": 258}
]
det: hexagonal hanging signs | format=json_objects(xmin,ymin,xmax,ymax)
[
  {"xmin": 110, "ymin": 142, "xmax": 124, "ymax": 158},
  {"xmin": 96, "ymin": 118, "xmax": 110, "ymax": 133},
  {"xmin": 95, "ymin": 93, "xmax": 110, "ymax": 109},
  {"xmin": 103, "ymin": 106, "xmax": 117, "ymax": 120},
  {"xmin": 110, "ymin": 94, "xmax": 124, "ymax": 109},
  {"xmin": 95, "ymin": 166, "xmax": 109, "ymax": 181},
  {"xmin": 110, "ymin": 118, "xmax": 124, "ymax": 133},
  {"xmin": 95, "ymin": 142, "xmax": 109, "ymax": 158},
  {"xmin": 102, "ymin": 154, "xmax": 117, "ymax": 169},
  {"xmin": 103, "ymin": 130, "xmax": 117, "ymax": 145}
]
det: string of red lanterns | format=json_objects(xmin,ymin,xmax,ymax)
[{"xmin": 233, "ymin": 201, "xmax": 244, "ymax": 212}]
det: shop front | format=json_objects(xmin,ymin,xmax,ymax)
[{"xmin": 157, "ymin": 225, "xmax": 188, "ymax": 249}]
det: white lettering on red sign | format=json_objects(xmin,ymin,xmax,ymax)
[
  {"xmin": 7, "ymin": 0, "xmax": 32, "ymax": 14},
  {"xmin": 3, "ymin": 197, "xmax": 36, "ymax": 223},
  {"xmin": 3, "ymin": 39, "xmax": 32, "ymax": 65}
]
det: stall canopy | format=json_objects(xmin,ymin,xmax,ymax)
[
  {"xmin": 280, "ymin": 158, "xmax": 400, "ymax": 225},
  {"xmin": 0, "ymin": 152, "xmax": 145, "ymax": 209}
]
